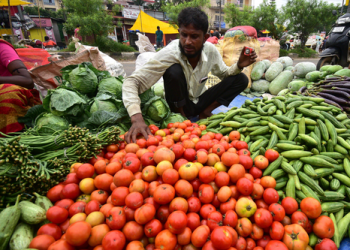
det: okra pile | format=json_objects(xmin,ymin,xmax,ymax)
[
  {"xmin": 198, "ymin": 95, "xmax": 350, "ymax": 214},
  {"xmin": 0, "ymin": 126, "xmax": 122, "ymax": 209}
]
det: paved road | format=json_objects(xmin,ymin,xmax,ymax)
[{"xmin": 121, "ymin": 58, "xmax": 320, "ymax": 76}]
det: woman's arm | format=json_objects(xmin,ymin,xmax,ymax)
[{"xmin": 0, "ymin": 60, "xmax": 34, "ymax": 89}]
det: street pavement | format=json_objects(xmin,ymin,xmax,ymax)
[{"xmin": 121, "ymin": 58, "xmax": 320, "ymax": 76}]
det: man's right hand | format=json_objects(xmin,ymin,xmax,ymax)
[{"xmin": 125, "ymin": 113, "xmax": 152, "ymax": 144}]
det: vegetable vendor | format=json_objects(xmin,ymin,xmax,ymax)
[
  {"xmin": 123, "ymin": 7, "xmax": 257, "ymax": 143},
  {"xmin": 0, "ymin": 40, "xmax": 41, "ymax": 135}
]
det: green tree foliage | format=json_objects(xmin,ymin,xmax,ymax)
[
  {"xmin": 62, "ymin": 0, "xmax": 113, "ymax": 41},
  {"xmin": 161, "ymin": 0, "xmax": 210, "ymax": 25},
  {"xmin": 24, "ymin": 6, "xmax": 65, "ymax": 19},
  {"xmin": 223, "ymin": 4, "xmax": 254, "ymax": 28},
  {"xmin": 283, "ymin": 0, "xmax": 339, "ymax": 48},
  {"xmin": 250, "ymin": 0, "xmax": 284, "ymax": 39}
]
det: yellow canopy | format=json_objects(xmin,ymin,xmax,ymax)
[
  {"xmin": 0, "ymin": 0, "xmax": 31, "ymax": 6},
  {"xmin": 129, "ymin": 11, "xmax": 178, "ymax": 34}
]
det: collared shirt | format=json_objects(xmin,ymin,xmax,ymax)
[{"xmin": 122, "ymin": 39, "xmax": 242, "ymax": 117}]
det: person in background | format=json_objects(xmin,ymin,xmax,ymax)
[
  {"xmin": 0, "ymin": 40, "xmax": 41, "ymax": 135},
  {"xmin": 122, "ymin": 7, "xmax": 256, "ymax": 143},
  {"xmin": 210, "ymin": 30, "xmax": 214, "ymax": 37},
  {"xmin": 316, "ymin": 39, "xmax": 322, "ymax": 53},
  {"xmin": 155, "ymin": 26, "xmax": 163, "ymax": 49},
  {"xmin": 43, "ymin": 36, "xmax": 57, "ymax": 48},
  {"xmin": 74, "ymin": 25, "xmax": 82, "ymax": 41},
  {"xmin": 213, "ymin": 27, "xmax": 221, "ymax": 39}
]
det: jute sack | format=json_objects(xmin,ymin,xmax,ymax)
[
  {"xmin": 258, "ymin": 39, "xmax": 280, "ymax": 62},
  {"xmin": 222, "ymin": 36, "xmax": 260, "ymax": 88}
]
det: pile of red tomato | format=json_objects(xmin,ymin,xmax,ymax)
[{"xmin": 28, "ymin": 120, "xmax": 338, "ymax": 250}]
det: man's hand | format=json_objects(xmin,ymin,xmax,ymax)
[
  {"xmin": 125, "ymin": 113, "xmax": 152, "ymax": 144},
  {"xmin": 237, "ymin": 48, "xmax": 258, "ymax": 69}
]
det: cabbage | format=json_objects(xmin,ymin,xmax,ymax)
[
  {"xmin": 142, "ymin": 96, "xmax": 170, "ymax": 122},
  {"xmin": 69, "ymin": 64, "xmax": 98, "ymax": 95},
  {"xmin": 43, "ymin": 88, "xmax": 87, "ymax": 117},
  {"xmin": 98, "ymin": 77, "xmax": 123, "ymax": 99},
  {"xmin": 35, "ymin": 113, "xmax": 69, "ymax": 135},
  {"xmin": 90, "ymin": 100, "xmax": 118, "ymax": 113},
  {"xmin": 161, "ymin": 113, "xmax": 185, "ymax": 128},
  {"xmin": 139, "ymin": 88, "xmax": 155, "ymax": 107},
  {"xmin": 152, "ymin": 81, "xmax": 164, "ymax": 98}
]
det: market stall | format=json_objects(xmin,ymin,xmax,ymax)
[{"xmin": 2, "ymin": 42, "xmax": 350, "ymax": 250}]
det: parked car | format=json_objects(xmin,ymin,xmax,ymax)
[{"xmin": 306, "ymin": 36, "xmax": 317, "ymax": 49}]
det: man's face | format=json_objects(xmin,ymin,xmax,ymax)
[{"xmin": 178, "ymin": 24, "xmax": 206, "ymax": 58}]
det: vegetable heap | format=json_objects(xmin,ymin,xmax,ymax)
[
  {"xmin": 0, "ymin": 125, "xmax": 122, "ymax": 209},
  {"xmin": 0, "ymin": 121, "xmax": 339, "ymax": 250},
  {"xmin": 198, "ymin": 94, "xmax": 350, "ymax": 247},
  {"xmin": 20, "ymin": 62, "xmax": 184, "ymax": 134}
]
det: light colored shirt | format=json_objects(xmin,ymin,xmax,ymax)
[{"xmin": 122, "ymin": 39, "xmax": 242, "ymax": 117}]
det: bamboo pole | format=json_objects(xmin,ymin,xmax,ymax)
[
  {"xmin": 8, "ymin": 0, "xmax": 15, "ymax": 43},
  {"xmin": 36, "ymin": 0, "xmax": 44, "ymax": 48}
]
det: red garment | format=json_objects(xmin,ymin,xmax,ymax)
[
  {"xmin": 0, "ymin": 40, "xmax": 42, "ymax": 135},
  {"xmin": 43, "ymin": 40, "xmax": 57, "ymax": 47},
  {"xmin": 0, "ymin": 40, "xmax": 21, "ymax": 76}
]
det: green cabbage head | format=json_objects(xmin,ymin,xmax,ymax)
[
  {"xmin": 69, "ymin": 64, "xmax": 98, "ymax": 94},
  {"xmin": 90, "ymin": 99, "xmax": 118, "ymax": 113},
  {"xmin": 35, "ymin": 113, "xmax": 69, "ymax": 135},
  {"xmin": 142, "ymin": 96, "xmax": 170, "ymax": 122},
  {"xmin": 98, "ymin": 77, "xmax": 123, "ymax": 99}
]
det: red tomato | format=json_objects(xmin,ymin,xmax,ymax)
[
  {"xmin": 68, "ymin": 201, "xmax": 86, "ymax": 217},
  {"xmin": 85, "ymin": 200, "xmax": 101, "ymax": 215},
  {"xmin": 187, "ymin": 212, "xmax": 201, "ymax": 231},
  {"xmin": 76, "ymin": 163, "xmax": 95, "ymax": 179},
  {"xmin": 291, "ymin": 211, "xmax": 309, "ymax": 229},
  {"xmin": 63, "ymin": 173, "xmax": 80, "ymax": 184},
  {"xmin": 269, "ymin": 221, "xmax": 284, "ymax": 240},
  {"xmin": 46, "ymin": 206, "xmax": 68, "ymax": 224},
  {"xmin": 167, "ymin": 210, "xmax": 188, "ymax": 234},
  {"xmin": 47, "ymin": 239, "xmax": 75, "ymax": 250},
  {"xmin": 198, "ymin": 184, "xmax": 215, "ymax": 204},
  {"xmin": 235, "ymin": 141, "xmax": 248, "ymax": 150},
  {"xmin": 188, "ymin": 197, "xmax": 201, "ymax": 213},
  {"xmin": 263, "ymin": 188, "xmax": 279, "ymax": 205},
  {"xmin": 254, "ymin": 208, "xmax": 273, "ymax": 229},
  {"xmin": 237, "ymin": 149, "xmax": 251, "ymax": 156},
  {"xmin": 223, "ymin": 210, "xmax": 238, "ymax": 228},
  {"xmin": 144, "ymin": 219, "xmax": 163, "ymax": 237},
  {"xmin": 249, "ymin": 167, "xmax": 262, "ymax": 179},
  {"xmin": 37, "ymin": 223, "xmax": 62, "ymax": 240},
  {"xmin": 207, "ymin": 211, "xmax": 223, "ymax": 231},
  {"xmin": 183, "ymin": 148, "xmax": 196, "ymax": 161},
  {"xmin": 123, "ymin": 157, "xmax": 141, "ymax": 173},
  {"xmin": 141, "ymin": 152, "xmax": 155, "ymax": 167},
  {"xmin": 239, "ymin": 155, "xmax": 253, "ymax": 170},
  {"xmin": 106, "ymin": 207, "xmax": 126, "ymax": 230},
  {"xmin": 29, "ymin": 235, "xmax": 56, "ymax": 250},
  {"xmin": 264, "ymin": 149, "xmax": 279, "ymax": 162},
  {"xmin": 55, "ymin": 199, "xmax": 74, "ymax": 210},
  {"xmin": 281, "ymin": 197, "xmax": 299, "ymax": 215},
  {"xmin": 269, "ymin": 203, "xmax": 285, "ymax": 222},
  {"xmin": 236, "ymin": 178, "xmax": 253, "ymax": 196},
  {"xmin": 102, "ymin": 230, "xmax": 126, "ymax": 250},
  {"xmin": 211, "ymin": 227, "xmax": 233, "ymax": 250},
  {"xmin": 315, "ymin": 238, "xmax": 337, "ymax": 250},
  {"xmin": 265, "ymin": 240, "xmax": 288, "ymax": 250},
  {"xmin": 61, "ymin": 183, "xmax": 80, "ymax": 200},
  {"xmin": 47, "ymin": 184, "xmax": 65, "ymax": 203}
]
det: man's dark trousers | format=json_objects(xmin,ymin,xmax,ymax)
[{"xmin": 163, "ymin": 63, "xmax": 248, "ymax": 117}]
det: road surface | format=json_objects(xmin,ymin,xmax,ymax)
[{"xmin": 121, "ymin": 58, "xmax": 320, "ymax": 76}]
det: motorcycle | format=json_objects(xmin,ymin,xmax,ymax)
[{"xmin": 317, "ymin": 10, "xmax": 350, "ymax": 69}]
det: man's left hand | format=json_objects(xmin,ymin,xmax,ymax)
[{"xmin": 237, "ymin": 48, "xmax": 258, "ymax": 69}]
